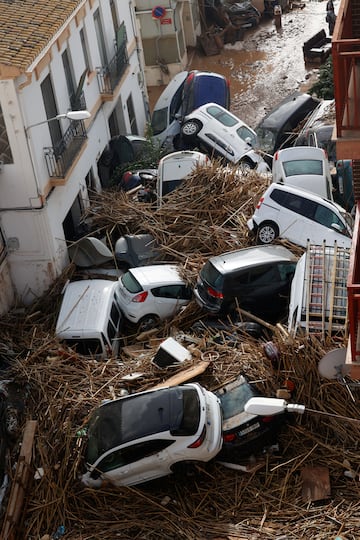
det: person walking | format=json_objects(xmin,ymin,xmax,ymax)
[{"xmin": 326, "ymin": 0, "xmax": 336, "ymax": 36}]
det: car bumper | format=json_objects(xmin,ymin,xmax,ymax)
[
  {"xmin": 194, "ymin": 287, "xmax": 221, "ymax": 314},
  {"xmin": 247, "ymin": 218, "xmax": 258, "ymax": 232}
]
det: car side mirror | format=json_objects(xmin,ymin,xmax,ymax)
[
  {"xmin": 331, "ymin": 223, "xmax": 343, "ymax": 233},
  {"xmin": 245, "ymin": 137, "xmax": 253, "ymax": 147}
]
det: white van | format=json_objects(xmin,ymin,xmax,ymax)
[
  {"xmin": 55, "ymin": 279, "xmax": 123, "ymax": 358},
  {"xmin": 156, "ymin": 150, "xmax": 210, "ymax": 206},
  {"xmin": 247, "ymin": 183, "xmax": 353, "ymax": 248},
  {"xmin": 288, "ymin": 242, "xmax": 350, "ymax": 336}
]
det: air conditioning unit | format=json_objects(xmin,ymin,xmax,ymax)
[{"xmin": 152, "ymin": 337, "xmax": 192, "ymax": 369}]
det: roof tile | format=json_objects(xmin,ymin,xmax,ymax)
[{"xmin": 0, "ymin": 0, "xmax": 83, "ymax": 73}]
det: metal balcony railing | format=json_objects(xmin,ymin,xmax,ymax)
[
  {"xmin": 44, "ymin": 120, "xmax": 87, "ymax": 178},
  {"xmin": 96, "ymin": 44, "xmax": 129, "ymax": 94}
]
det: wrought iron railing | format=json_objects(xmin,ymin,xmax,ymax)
[
  {"xmin": 96, "ymin": 44, "xmax": 129, "ymax": 94},
  {"xmin": 44, "ymin": 120, "xmax": 87, "ymax": 178}
]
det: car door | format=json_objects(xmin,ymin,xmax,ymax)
[
  {"xmin": 94, "ymin": 439, "xmax": 174, "ymax": 487},
  {"xmin": 233, "ymin": 263, "xmax": 296, "ymax": 321},
  {"xmin": 151, "ymin": 284, "xmax": 192, "ymax": 319}
]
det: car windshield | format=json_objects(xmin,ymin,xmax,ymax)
[
  {"xmin": 151, "ymin": 108, "xmax": 168, "ymax": 135},
  {"xmin": 201, "ymin": 261, "xmax": 224, "ymax": 289},
  {"xmin": 256, "ymin": 127, "xmax": 276, "ymax": 154},
  {"xmin": 217, "ymin": 379, "xmax": 256, "ymax": 421},
  {"xmin": 283, "ymin": 159, "xmax": 323, "ymax": 176},
  {"xmin": 121, "ymin": 271, "xmax": 142, "ymax": 293},
  {"xmin": 85, "ymin": 386, "xmax": 200, "ymax": 464}
]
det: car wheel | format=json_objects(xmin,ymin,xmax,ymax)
[
  {"xmin": 257, "ymin": 221, "xmax": 279, "ymax": 244},
  {"xmin": 238, "ymin": 158, "xmax": 254, "ymax": 173},
  {"xmin": 181, "ymin": 119, "xmax": 202, "ymax": 139},
  {"xmin": 137, "ymin": 314, "xmax": 160, "ymax": 333}
]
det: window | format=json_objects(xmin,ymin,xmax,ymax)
[
  {"xmin": 62, "ymin": 49, "xmax": 76, "ymax": 99},
  {"xmin": 127, "ymin": 94, "xmax": 138, "ymax": 135},
  {"xmin": 94, "ymin": 9, "xmax": 107, "ymax": 66},
  {"xmin": 95, "ymin": 439, "xmax": 173, "ymax": 473},
  {"xmin": 64, "ymin": 338, "xmax": 103, "ymax": 356},
  {"xmin": 237, "ymin": 125, "xmax": 256, "ymax": 147},
  {"xmin": 0, "ymin": 105, "xmax": 13, "ymax": 164},
  {"xmin": 40, "ymin": 75, "xmax": 62, "ymax": 151},
  {"xmin": 206, "ymin": 105, "xmax": 238, "ymax": 127},
  {"xmin": 110, "ymin": 0, "xmax": 119, "ymax": 35},
  {"xmin": 283, "ymin": 159, "xmax": 323, "ymax": 177},
  {"xmin": 151, "ymin": 284, "xmax": 192, "ymax": 300},
  {"xmin": 270, "ymin": 189, "xmax": 316, "ymax": 220},
  {"xmin": 80, "ymin": 28, "xmax": 91, "ymax": 72},
  {"xmin": 314, "ymin": 205, "xmax": 346, "ymax": 231}
]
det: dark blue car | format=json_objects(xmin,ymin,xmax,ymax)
[{"xmin": 181, "ymin": 70, "xmax": 230, "ymax": 121}]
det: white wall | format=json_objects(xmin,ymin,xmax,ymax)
[{"xmin": 0, "ymin": 0, "xmax": 149, "ymax": 306}]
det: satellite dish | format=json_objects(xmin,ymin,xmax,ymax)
[{"xmin": 318, "ymin": 348, "xmax": 350, "ymax": 379}]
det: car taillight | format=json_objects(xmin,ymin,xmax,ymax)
[
  {"xmin": 132, "ymin": 291, "xmax": 148, "ymax": 303},
  {"xmin": 261, "ymin": 415, "xmax": 274, "ymax": 423},
  {"xmin": 274, "ymin": 151, "xmax": 279, "ymax": 161},
  {"xmin": 223, "ymin": 433, "xmax": 236, "ymax": 443},
  {"xmin": 256, "ymin": 197, "xmax": 264, "ymax": 209},
  {"xmin": 207, "ymin": 286, "xmax": 223, "ymax": 299},
  {"xmin": 187, "ymin": 72, "xmax": 195, "ymax": 83},
  {"xmin": 188, "ymin": 426, "xmax": 206, "ymax": 448}
]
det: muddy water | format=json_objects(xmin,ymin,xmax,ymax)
[{"xmin": 147, "ymin": 0, "xmax": 333, "ymax": 129}]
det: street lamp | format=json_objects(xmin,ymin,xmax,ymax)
[
  {"xmin": 245, "ymin": 397, "xmax": 360, "ymax": 424},
  {"xmin": 26, "ymin": 110, "xmax": 91, "ymax": 132}
]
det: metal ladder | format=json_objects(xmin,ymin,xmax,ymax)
[{"xmin": 306, "ymin": 242, "xmax": 326, "ymax": 338}]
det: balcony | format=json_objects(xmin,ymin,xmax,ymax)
[
  {"xmin": 96, "ymin": 43, "xmax": 129, "ymax": 97},
  {"xmin": 44, "ymin": 120, "xmax": 87, "ymax": 179},
  {"xmin": 332, "ymin": 0, "xmax": 360, "ymax": 159}
]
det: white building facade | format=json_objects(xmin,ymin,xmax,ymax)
[
  {"xmin": 135, "ymin": 0, "xmax": 201, "ymax": 86},
  {"xmin": 0, "ymin": 0, "xmax": 149, "ymax": 310}
]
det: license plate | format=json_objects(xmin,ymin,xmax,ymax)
[{"xmin": 238, "ymin": 422, "xmax": 260, "ymax": 436}]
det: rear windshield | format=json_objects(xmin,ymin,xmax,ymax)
[
  {"xmin": 201, "ymin": 261, "xmax": 225, "ymax": 289},
  {"xmin": 64, "ymin": 338, "xmax": 104, "ymax": 356},
  {"xmin": 283, "ymin": 159, "xmax": 323, "ymax": 176},
  {"xmin": 217, "ymin": 380, "xmax": 257, "ymax": 421},
  {"xmin": 121, "ymin": 271, "xmax": 142, "ymax": 293},
  {"xmin": 86, "ymin": 386, "xmax": 200, "ymax": 464}
]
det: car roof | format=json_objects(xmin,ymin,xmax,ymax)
[
  {"xmin": 56, "ymin": 279, "xmax": 119, "ymax": 334},
  {"xmin": 266, "ymin": 182, "xmax": 344, "ymax": 207},
  {"xmin": 275, "ymin": 146, "xmax": 327, "ymax": 161},
  {"xmin": 90, "ymin": 384, "xmax": 200, "ymax": 449},
  {"xmin": 208, "ymin": 245, "xmax": 297, "ymax": 274},
  {"xmin": 256, "ymin": 92, "xmax": 319, "ymax": 130},
  {"xmin": 189, "ymin": 102, "xmax": 253, "ymax": 130},
  {"xmin": 128, "ymin": 264, "xmax": 184, "ymax": 286}
]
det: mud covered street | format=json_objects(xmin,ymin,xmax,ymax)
[{"xmin": 148, "ymin": 0, "xmax": 337, "ymax": 128}]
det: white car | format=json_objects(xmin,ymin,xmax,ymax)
[
  {"xmin": 81, "ymin": 383, "xmax": 223, "ymax": 487},
  {"xmin": 271, "ymin": 146, "xmax": 334, "ymax": 200},
  {"xmin": 180, "ymin": 103, "xmax": 267, "ymax": 169},
  {"xmin": 247, "ymin": 183, "xmax": 353, "ymax": 249},
  {"xmin": 117, "ymin": 264, "xmax": 192, "ymax": 331}
]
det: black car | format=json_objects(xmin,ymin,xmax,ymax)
[
  {"xmin": 194, "ymin": 245, "xmax": 297, "ymax": 324},
  {"xmin": 255, "ymin": 92, "xmax": 320, "ymax": 163},
  {"xmin": 216, "ymin": 375, "xmax": 285, "ymax": 460}
]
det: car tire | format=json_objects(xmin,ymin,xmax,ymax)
[
  {"xmin": 257, "ymin": 221, "xmax": 279, "ymax": 244},
  {"xmin": 181, "ymin": 119, "xmax": 202, "ymax": 139},
  {"xmin": 137, "ymin": 314, "xmax": 160, "ymax": 333},
  {"xmin": 238, "ymin": 158, "xmax": 254, "ymax": 172}
]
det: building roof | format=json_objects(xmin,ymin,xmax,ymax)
[{"xmin": 0, "ymin": 0, "xmax": 82, "ymax": 75}]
